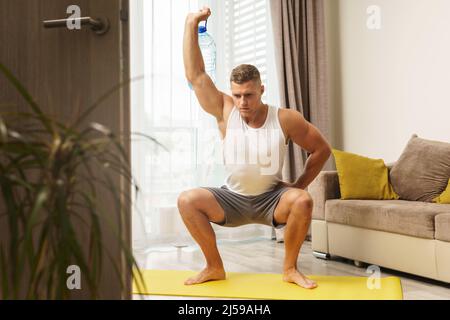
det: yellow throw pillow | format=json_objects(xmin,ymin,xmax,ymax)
[
  {"xmin": 332, "ymin": 149, "xmax": 399, "ymax": 200},
  {"xmin": 433, "ymin": 179, "xmax": 450, "ymax": 204}
]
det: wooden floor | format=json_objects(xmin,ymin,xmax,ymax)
[{"xmin": 133, "ymin": 237, "xmax": 450, "ymax": 300}]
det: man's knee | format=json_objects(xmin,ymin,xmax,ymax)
[
  {"xmin": 291, "ymin": 192, "xmax": 313, "ymax": 218},
  {"xmin": 177, "ymin": 190, "xmax": 197, "ymax": 212},
  {"xmin": 294, "ymin": 192, "xmax": 313, "ymax": 209},
  {"xmin": 177, "ymin": 189, "xmax": 225, "ymax": 224}
]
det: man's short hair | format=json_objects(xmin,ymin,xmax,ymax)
[{"xmin": 230, "ymin": 64, "xmax": 261, "ymax": 84}]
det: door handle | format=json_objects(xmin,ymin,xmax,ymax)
[{"xmin": 43, "ymin": 17, "xmax": 110, "ymax": 35}]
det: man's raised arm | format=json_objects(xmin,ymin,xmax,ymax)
[{"xmin": 183, "ymin": 7, "xmax": 225, "ymax": 120}]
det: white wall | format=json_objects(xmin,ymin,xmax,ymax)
[{"xmin": 325, "ymin": 0, "xmax": 450, "ymax": 163}]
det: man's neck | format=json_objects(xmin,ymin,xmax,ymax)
[{"xmin": 244, "ymin": 103, "xmax": 268, "ymax": 126}]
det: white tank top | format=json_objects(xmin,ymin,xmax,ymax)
[{"xmin": 223, "ymin": 105, "xmax": 288, "ymax": 196}]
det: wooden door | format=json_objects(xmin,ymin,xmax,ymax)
[{"xmin": 0, "ymin": 0, "xmax": 131, "ymax": 299}]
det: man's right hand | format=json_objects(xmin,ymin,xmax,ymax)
[{"xmin": 186, "ymin": 6, "xmax": 211, "ymax": 24}]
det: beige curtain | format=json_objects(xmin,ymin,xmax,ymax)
[{"xmin": 270, "ymin": 0, "xmax": 332, "ymax": 184}]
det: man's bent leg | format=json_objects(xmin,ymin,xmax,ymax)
[
  {"xmin": 273, "ymin": 188, "xmax": 317, "ymax": 289},
  {"xmin": 177, "ymin": 188, "xmax": 226, "ymax": 285}
]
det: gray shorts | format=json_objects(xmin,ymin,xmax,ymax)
[{"xmin": 201, "ymin": 185, "xmax": 291, "ymax": 229}]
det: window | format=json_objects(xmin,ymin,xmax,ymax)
[
  {"xmin": 131, "ymin": 0, "xmax": 279, "ymax": 247},
  {"xmin": 212, "ymin": 0, "xmax": 279, "ymax": 103},
  {"xmin": 225, "ymin": 0, "xmax": 268, "ymax": 89}
]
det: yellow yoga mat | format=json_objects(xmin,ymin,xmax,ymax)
[{"xmin": 133, "ymin": 269, "xmax": 403, "ymax": 300}]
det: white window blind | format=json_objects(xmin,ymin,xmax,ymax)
[
  {"xmin": 211, "ymin": 0, "xmax": 279, "ymax": 104},
  {"xmin": 224, "ymin": 0, "xmax": 268, "ymax": 87}
]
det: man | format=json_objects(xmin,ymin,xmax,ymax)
[{"xmin": 179, "ymin": 7, "xmax": 331, "ymax": 289}]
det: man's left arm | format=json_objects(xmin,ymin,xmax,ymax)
[{"xmin": 280, "ymin": 109, "xmax": 332, "ymax": 190}]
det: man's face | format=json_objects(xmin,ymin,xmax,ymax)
[{"xmin": 230, "ymin": 80, "xmax": 265, "ymax": 117}]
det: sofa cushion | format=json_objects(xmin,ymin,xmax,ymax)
[
  {"xmin": 325, "ymin": 199, "xmax": 450, "ymax": 239},
  {"xmin": 434, "ymin": 179, "xmax": 450, "ymax": 204},
  {"xmin": 332, "ymin": 149, "xmax": 399, "ymax": 200},
  {"xmin": 435, "ymin": 214, "xmax": 450, "ymax": 242},
  {"xmin": 390, "ymin": 134, "xmax": 450, "ymax": 202}
]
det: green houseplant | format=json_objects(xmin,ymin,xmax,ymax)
[{"xmin": 0, "ymin": 63, "xmax": 161, "ymax": 299}]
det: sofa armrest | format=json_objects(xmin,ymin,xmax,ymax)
[{"xmin": 309, "ymin": 171, "xmax": 340, "ymax": 220}]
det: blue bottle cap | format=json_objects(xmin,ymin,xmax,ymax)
[{"xmin": 198, "ymin": 19, "xmax": 208, "ymax": 33}]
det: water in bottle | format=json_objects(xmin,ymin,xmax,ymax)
[{"xmin": 188, "ymin": 21, "xmax": 216, "ymax": 90}]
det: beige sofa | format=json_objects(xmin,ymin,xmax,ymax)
[{"xmin": 309, "ymin": 168, "xmax": 450, "ymax": 283}]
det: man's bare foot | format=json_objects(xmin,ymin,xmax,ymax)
[
  {"xmin": 184, "ymin": 267, "xmax": 226, "ymax": 285},
  {"xmin": 283, "ymin": 268, "xmax": 318, "ymax": 289}
]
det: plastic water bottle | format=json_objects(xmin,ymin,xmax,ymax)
[{"xmin": 188, "ymin": 21, "xmax": 216, "ymax": 90}]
